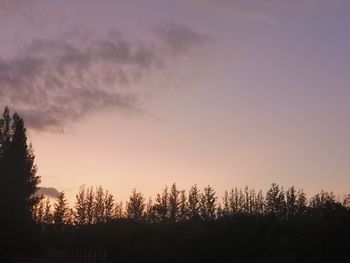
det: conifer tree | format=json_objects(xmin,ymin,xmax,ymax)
[
  {"xmin": 94, "ymin": 186, "xmax": 105, "ymax": 223},
  {"xmin": 178, "ymin": 190, "xmax": 187, "ymax": 221},
  {"xmin": 74, "ymin": 185, "xmax": 87, "ymax": 224},
  {"xmin": 0, "ymin": 108, "xmax": 41, "ymax": 225},
  {"xmin": 169, "ymin": 183, "xmax": 180, "ymax": 222},
  {"xmin": 115, "ymin": 201, "xmax": 124, "ymax": 219},
  {"xmin": 126, "ymin": 189, "xmax": 145, "ymax": 220},
  {"xmin": 199, "ymin": 185, "xmax": 217, "ymax": 221},
  {"xmin": 296, "ymin": 189, "xmax": 307, "ymax": 217},
  {"xmin": 266, "ymin": 183, "xmax": 286, "ymax": 218},
  {"xmin": 53, "ymin": 192, "xmax": 69, "ymax": 225},
  {"xmin": 255, "ymin": 190, "xmax": 265, "ymax": 215},
  {"xmin": 286, "ymin": 186, "xmax": 297, "ymax": 219},
  {"xmin": 33, "ymin": 197, "xmax": 44, "ymax": 223},
  {"xmin": 85, "ymin": 186, "xmax": 95, "ymax": 224},
  {"xmin": 145, "ymin": 197, "xmax": 155, "ymax": 223},
  {"xmin": 188, "ymin": 184, "xmax": 201, "ymax": 220},
  {"xmin": 43, "ymin": 198, "xmax": 53, "ymax": 224},
  {"xmin": 222, "ymin": 190, "xmax": 230, "ymax": 216},
  {"xmin": 154, "ymin": 186, "xmax": 169, "ymax": 222},
  {"xmin": 103, "ymin": 190, "xmax": 115, "ymax": 222}
]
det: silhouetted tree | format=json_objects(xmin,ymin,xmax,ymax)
[
  {"xmin": 43, "ymin": 198, "xmax": 53, "ymax": 224},
  {"xmin": 309, "ymin": 190, "xmax": 343, "ymax": 218},
  {"xmin": 0, "ymin": 108, "xmax": 41, "ymax": 256},
  {"xmin": 243, "ymin": 186, "xmax": 250, "ymax": 213},
  {"xmin": 103, "ymin": 190, "xmax": 115, "ymax": 222},
  {"xmin": 199, "ymin": 185, "xmax": 217, "ymax": 220},
  {"xmin": 187, "ymin": 184, "xmax": 201, "ymax": 220},
  {"xmin": 53, "ymin": 192, "xmax": 69, "ymax": 225},
  {"xmin": 296, "ymin": 189, "xmax": 307, "ymax": 217},
  {"xmin": 33, "ymin": 197, "xmax": 44, "ymax": 223},
  {"xmin": 74, "ymin": 185, "xmax": 87, "ymax": 224},
  {"xmin": 0, "ymin": 108, "xmax": 41, "ymax": 223},
  {"xmin": 145, "ymin": 197, "xmax": 156, "ymax": 223},
  {"xmin": 126, "ymin": 189, "xmax": 145, "ymax": 220},
  {"xmin": 255, "ymin": 190, "xmax": 265, "ymax": 214},
  {"xmin": 94, "ymin": 186, "xmax": 105, "ymax": 223},
  {"xmin": 114, "ymin": 201, "xmax": 124, "ymax": 219},
  {"xmin": 286, "ymin": 186, "xmax": 297, "ymax": 219},
  {"xmin": 153, "ymin": 186, "xmax": 169, "ymax": 222},
  {"xmin": 178, "ymin": 190, "xmax": 187, "ymax": 221},
  {"xmin": 85, "ymin": 186, "xmax": 95, "ymax": 224},
  {"xmin": 266, "ymin": 183, "xmax": 286, "ymax": 218},
  {"xmin": 169, "ymin": 183, "xmax": 180, "ymax": 222},
  {"xmin": 229, "ymin": 188, "xmax": 244, "ymax": 214},
  {"xmin": 344, "ymin": 194, "xmax": 350, "ymax": 208},
  {"xmin": 221, "ymin": 190, "xmax": 230, "ymax": 217}
]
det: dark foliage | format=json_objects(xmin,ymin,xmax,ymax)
[{"xmin": 0, "ymin": 107, "xmax": 42, "ymax": 260}]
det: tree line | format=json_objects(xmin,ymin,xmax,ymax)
[{"xmin": 34, "ymin": 182, "xmax": 350, "ymax": 225}]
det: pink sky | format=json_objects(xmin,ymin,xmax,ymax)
[{"xmin": 1, "ymin": 0, "xmax": 350, "ymax": 204}]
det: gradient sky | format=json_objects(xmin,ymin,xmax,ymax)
[{"xmin": 1, "ymin": 0, "xmax": 349, "ymax": 204}]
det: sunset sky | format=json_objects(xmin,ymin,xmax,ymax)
[{"xmin": 1, "ymin": 0, "xmax": 349, "ymax": 204}]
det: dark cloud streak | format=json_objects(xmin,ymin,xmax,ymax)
[
  {"xmin": 155, "ymin": 23, "xmax": 211, "ymax": 54},
  {"xmin": 0, "ymin": 24, "xmax": 210, "ymax": 132}
]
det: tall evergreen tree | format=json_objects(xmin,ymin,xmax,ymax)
[
  {"xmin": 43, "ymin": 198, "xmax": 53, "ymax": 224},
  {"xmin": 178, "ymin": 190, "xmax": 187, "ymax": 221},
  {"xmin": 74, "ymin": 185, "xmax": 87, "ymax": 224},
  {"xmin": 114, "ymin": 201, "xmax": 124, "ymax": 219},
  {"xmin": 33, "ymin": 197, "xmax": 44, "ymax": 223},
  {"xmin": 286, "ymin": 186, "xmax": 297, "ymax": 219},
  {"xmin": 266, "ymin": 183, "xmax": 286, "ymax": 218},
  {"xmin": 103, "ymin": 190, "xmax": 115, "ymax": 222},
  {"xmin": 53, "ymin": 192, "xmax": 69, "ymax": 225},
  {"xmin": 169, "ymin": 183, "xmax": 180, "ymax": 222},
  {"xmin": 0, "ymin": 109, "xmax": 41, "ymax": 223},
  {"xmin": 126, "ymin": 189, "xmax": 145, "ymax": 221},
  {"xmin": 199, "ymin": 185, "xmax": 217, "ymax": 221},
  {"xmin": 296, "ymin": 189, "xmax": 307, "ymax": 217},
  {"xmin": 222, "ymin": 190, "xmax": 230, "ymax": 216},
  {"xmin": 0, "ymin": 108, "xmax": 41, "ymax": 255},
  {"xmin": 85, "ymin": 186, "xmax": 95, "ymax": 224},
  {"xmin": 94, "ymin": 186, "xmax": 105, "ymax": 223},
  {"xmin": 187, "ymin": 184, "xmax": 201, "ymax": 220},
  {"xmin": 153, "ymin": 186, "xmax": 169, "ymax": 222},
  {"xmin": 145, "ymin": 197, "xmax": 156, "ymax": 223},
  {"xmin": 229, "ymin": 188, "xmax": 245, "ymax": 214},
  {"xmin": 255, "ymin": 190, "xmax": 265, "ymax": 215}
]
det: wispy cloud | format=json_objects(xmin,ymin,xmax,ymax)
[
  {"xmin": 37, "ymin": 187, "xmax": 60, "ymax": 198},
  {"xmin": 0, "ymin": 24, "xmax": 211, "ymax": 132},
  {"xmin": 155, "ymin": 23, "xmax": 211, "ymax": 54},
  {"xmin": 0, "ymin": 0, "xmax": 34, "ymax": 17}
]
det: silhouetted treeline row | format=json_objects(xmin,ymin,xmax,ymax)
[
  {"xmin": 34, "ymin": 183, "xmax": 350, "ymax": 225},
  {"xmin": 37, "ymin": 183, "xmax": 350, "ymax": 263}
]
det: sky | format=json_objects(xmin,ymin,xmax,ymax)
[{"xmin": 1, "ymin": 0, "xmax": 350, "ymax": 204}]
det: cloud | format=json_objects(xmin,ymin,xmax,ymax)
[
  {"xmin": 0, "ymin": 0, "xmax": 33, "ymax": 16},
  {"xmin": 155, "ymin": 23, "xmax": 211, "ymax": 54},
  {"xmin": 0, "ymin": 24, "xmax": 210, "ymax": 132},
  {"xmin": 37, "ymin": 187, "xmax": 60, "ymax": 198}
]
